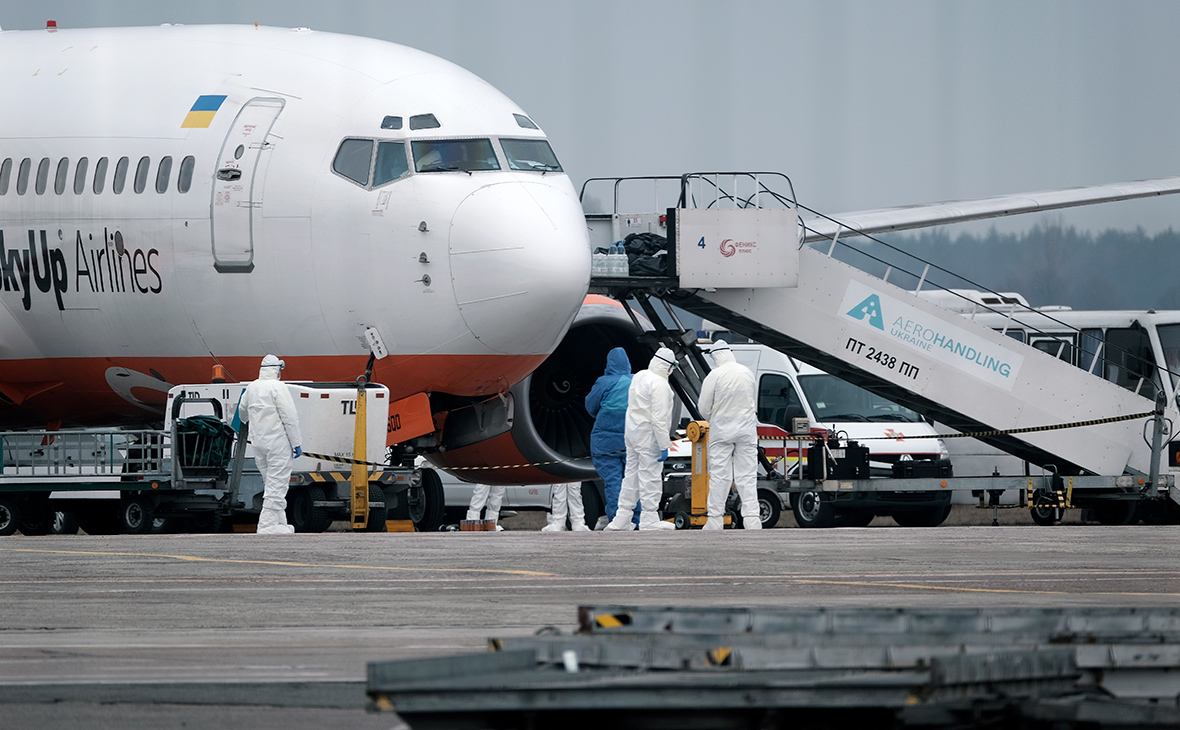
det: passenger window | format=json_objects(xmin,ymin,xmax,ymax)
[
  {"xmin": 501, "ymin": 138, "xmax": 562, "ymax": 172},
  {"xmin": 513, "ymin": 113, "xmax": 539, "ymax": 130},
  {"xmin": 133, "ymin": 156, "xmax": 150, "ymax": 194},
  {"xmin": 17, "ymin": 158, "xmax": 31, "ymax": 195},
  {"xmin": 409, "ymin": 113, "xmax": 440, "ymax": 130},
  {"xmin": 411, "ymin": 139, "xmax": 500, "ymax": 172},
  {"xmin": 758, "ymin": 374, "xmax": 804, "ymax": 430},
  {"xmin": 54, "ymin": 157, "xmax": 70, "ymax": 195},
  {"xmin": 332, "ymin": 138, "xmax": 373, "ymax": 185},
  {"xmin": 113, "ymin": 157, "xmax": 129, "ymax": 194},
  {"xmin": 93, "ymin": 157, "xmax": 109, "ymax": 194},
  {"xmin": 73, "ymin": 157, "xmax": 89, "ymax": 195},
  {"xmin": 1078, "ymin": 328, "xmax": 1102, "ymax": 374},
  {"xmin": 156, "ymin": 156, "xmax": 172, "ymax": 193},
  {"xmin": 35, "ymin": 157, "xmax": 51, "ymax": 195},
  {"xmin": 1001, "ymin": 329, "xmax": 1025, "ymax": 343},
  {"xmin": 0, "ymin": 158, "xmax": 10, "ymax": 195},
  {"xmin": 1031, "ymin": 336, "xmax": 1074, "ymax": 365},
  {"xmin": 177, "ymin": 155, "xmax": 195, "ymax": 193},
  {"xmin": 1105, "ymin": 325, "xmax": 1158, "ymax": 395},
  {"xmin": 373, "ymin": 141, "xmax": 409, "ymax": 186}
]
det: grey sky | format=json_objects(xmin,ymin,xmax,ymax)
[{"xmin": 7, "ymin": 1, "xmax": 1180, "ymax": 233}]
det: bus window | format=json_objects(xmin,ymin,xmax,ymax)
[
  {"xmin": 1160, "ymin": 323, "xmax": 1180, "ymax": 390},
  {"xmin": 1030, "ymin": 335, "xmax": 1074, "ymax": 365},
  {"xmin": 758, "ymin": 374, "xmax": 804, "ymax": 430},
  {"xmin": 1105, "ymin": 325, "xmax": 1157, "ymax": 397},
  {"xmin": 1078, "ymin": 328, "xmax": 1102, "ymax": 374}
]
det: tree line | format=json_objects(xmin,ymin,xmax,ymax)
[{"xmin": 830, "ymin": 225, "xmax": 1180, "ymax": 311}]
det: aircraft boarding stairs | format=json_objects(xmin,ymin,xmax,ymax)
[{"xmin": 583, "ymin": 173, "xmax": 1167, "ymax": 480}]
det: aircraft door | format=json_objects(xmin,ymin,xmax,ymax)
[{"xmin": 211, "ymin": 97, "xmax": 285, "ymax": 273}]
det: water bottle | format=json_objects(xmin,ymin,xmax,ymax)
[
  {"xmin": 610, "ymin": 242, "xmax": 627, "ymax": 277},
  {"xmin": 591, "ymin": 249, "xmax": 608, "ymax": 277}
]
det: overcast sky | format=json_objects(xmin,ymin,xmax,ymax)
[{"xmin": 7, "ymin": 1, "xmax": 1180, "ymax": 234}]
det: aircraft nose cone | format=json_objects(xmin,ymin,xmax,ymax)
[{"xmin": 449, "ymin": 182, "xmax": 590, "ymax": 354}]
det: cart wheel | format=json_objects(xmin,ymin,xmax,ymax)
[
  {"xmin": 119, "ymin": 496, "xmax": 156, "ymax": 534},
  {"xmin": 757, "ymin": 489, "xmax": 781, "ymax": 528},
  {"xmin": 18, "ymin": 495, "xmax": 53, "ymax": 535},
  {"xmin": 726, "ymin": 509, "xmax": 743, "ymax": 529},
  {"xmin": 52, "ymin": 511, "xmax": 79, "ymax": 535},
  {"xmin": 1029, "ymin": 504, "xmax": 1062, "ymax": 526},
  {"xmin": 288, "ymin": 485, "xmax": 331, "ymax": 533},
  {"xmin": 365, "ymin": 484, "xmax": 388, "ymax": 532},
  {"xmin": 186, "ymin": 511, "xmax": 224, "ymax": 533},
  {"xmin": 0, "ymin": 496, "xmax": 20, "ymax": 537},
  {"xmin": 673, "ymin": 511, "xmax": 691, "ymax": 530}
]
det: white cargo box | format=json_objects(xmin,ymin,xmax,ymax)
[{"xmin": 165, "ymin": 382, "xmax": 390, "ymax": 471}]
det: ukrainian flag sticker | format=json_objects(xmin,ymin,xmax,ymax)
[{"xmin": 181, "ymin": 95, "xmax": 227, "ymax": 128}]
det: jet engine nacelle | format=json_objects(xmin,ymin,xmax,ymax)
[{"xmin": 428, "ymin": 295, "xmax": 649, "ymax": 485}]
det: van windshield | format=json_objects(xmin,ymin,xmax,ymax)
[{"xmin": 797, "ymin": 374, "xmax": 922, "ymax": 422}]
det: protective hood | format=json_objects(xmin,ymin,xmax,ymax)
[
  {"xmin": 259, "ymin": 354, "xmax": 284, "ymax": 380},
  {"xmin": 648, "ymin": 347, "xmax": 675, "ymax": 378},
  {"xmin": 604, "ymin": 347, "xmax": 632, "ymax": 376},
  {"xmin": 712, "ymin": 341, "xmax": 736, "ymax": 367}
]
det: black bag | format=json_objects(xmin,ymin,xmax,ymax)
[{"xmin": 623, "ymin": 232, "xmax": 668, "ymax": 276}]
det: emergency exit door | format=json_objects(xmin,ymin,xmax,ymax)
[{"xmin": 211, "ymin": 98, "xmax": 284, "ymax": 273}]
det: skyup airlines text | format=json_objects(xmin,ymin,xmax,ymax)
[{"xmin": 0, "ymin": 229, "xmax": 162, "ymax": 311}]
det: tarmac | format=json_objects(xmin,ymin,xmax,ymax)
[{"xmin": 2, "ymin": 515, "xmax": 1179, "ymax": 728}]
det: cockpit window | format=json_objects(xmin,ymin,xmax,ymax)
[
  {"xmin": 333, "ymin": 138, "xmax": 374, "ymax": 185},
  {"xmin": 381, "ymin": 115, "xmax": 403, "ymax": 130},
  {"xmin": 412, "ymin": 139, "xmax": 500, "ymax": 173},
  {"xmin": 501, "ymin": 138, "xmax": 562, "ymax": 172},
  {"xmin": 513, "ymin": 113, "xmax": 538, "ymax": 130},
  {"xmin": 373, "ymin": 141, "xmax": 410, "ymax": 186},
  {"xmin": 409, "ymin": 114, "xmax": 440, "ymax": 130}
]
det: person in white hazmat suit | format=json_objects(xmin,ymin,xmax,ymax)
[
  {"xmin": 699, "ymin": 341, "xmax": 761, "ymax": 530},
  {"xmin": 605, "ymin": 347, "xmax": 677, "ymax": 531},
  {"xmin": 542, "ymin": 482, "xmax": 591, "ymax": 532},
  {"xmin": 238, "ymin": 355, "xmax": 303, "ymax": 535},
  {"xmin": 466, "ymin": 483, "xmax": 507, "ymax": 530}
]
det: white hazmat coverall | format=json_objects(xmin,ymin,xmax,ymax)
[
  {"xmin": 699, "ymin": 343, "xmax": 761, "ymax": 530},
  {"xmin": 238, "ymin": 356, "xmax": 303, "ymax": 535},
  {"xmin": 466, "ymin": 483, "xmax": 507, "ymax": 529},
  {"xmin": 606, "ymin": 348, "xmax": 676, "ymax": 531},
  {"xmin": 542, "ymin": 482, "xmax": 590, "ymax": 531}
]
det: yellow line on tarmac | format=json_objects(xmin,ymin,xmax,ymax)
[
  {"xmin": 6, "ymin": 548, "xmax": 556, "ymax": 577},
  {"xmin": 791, "ymin": 578, "xmax": 1068, "ymax": 595}
]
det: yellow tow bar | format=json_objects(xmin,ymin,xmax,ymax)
[{"xmin": 350, "ymin": 373, "xmax": 369, "ymax": 529}]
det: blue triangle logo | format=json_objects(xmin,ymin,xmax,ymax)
[{"xmin": 846, "ymin": 294, "xmax": 884, "ymax": 330}]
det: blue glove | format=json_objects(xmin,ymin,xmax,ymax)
[
  {"xmin": 657, "ymin": 449, "xmax": 668, "ymax": 462},
  {"xmin": 293, "ymin": 446, "xmax": 302, "ymax": 459}
]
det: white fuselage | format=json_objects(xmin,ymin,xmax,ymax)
[{"xmin": 0, "ymin": 25, "xmax": 590, "ymax": 426}]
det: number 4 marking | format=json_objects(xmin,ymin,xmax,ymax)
[{"xmin": 698, "ymin": 236, "xmax": 706, "ymax": 249}]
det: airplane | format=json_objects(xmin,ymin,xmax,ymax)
[
  {"xmin": 0, "ymin": 22, "xmax": 589, "ymax": 448},
  {"xmin": 3, "ymin": 22, "xmax": 1179, "ymax": 494}
]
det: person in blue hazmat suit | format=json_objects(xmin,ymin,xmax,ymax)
[
  {"xmin": 584, "ymin": 347, "xmax": 635, "ymax": 530},
  {"xmin": 238, "ymin": 355, "xmax": 303, "ymax": 535},
  {"xmin": 699, "ymin": 341, "xmax": 761, "ymax": 530},
  {"xmin": 605, "ymin": 347, "xmax": 677, "ymax": 531}
]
